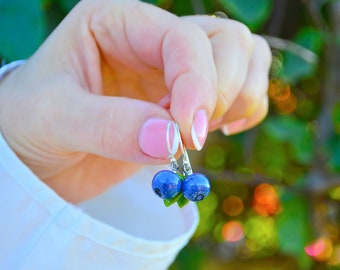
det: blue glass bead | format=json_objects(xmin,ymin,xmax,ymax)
[
  {"xmin": 182, "ymin": 173, "xmax": 210, "ymax": 202},
  {"xmin": 152, "ymin": 170, "xmax": 182, "ymax": 199}
]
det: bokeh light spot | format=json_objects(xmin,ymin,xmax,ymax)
[
  {"xmin": 244, "ymin": 215, "xmax": 278, "ymax": 256},
  {"xmin": 204, "ymin": 145, "xmax": 226, "ymax": 172},
  {"xmin": 253, "ymin": 183, "xmax": 281, "ymax": 216},
  {"xmin": 269, "ymin": 51, "xmax": 283, "ymax": 78},
  {"xmin": 269, "ymin": 79, "xmax": 291, "ymax": 102},
  {"xmin": 305, "ymin": 238, "xmax": 333, "ymax": 261},
  {"xmin": 222, "ymin": 196, "xmax": 244, "ymax": 216},
  {"xmin": 268, "ymin": 79, "xmax": 297, "ymax": 114},
  {"xmin": 276, "ymin": 93, "xmax": 297, "ymax": 114},
  {"xmin": 328, "ymin": 244, "xmax": 340, "ymax": 266},
  {"xmin": 329, "ymin": 185, "xmax": 340, "ymax": 201},
  {"xmin": 222, "ymin": 221, "xmax": 244, "ymax": 243}
]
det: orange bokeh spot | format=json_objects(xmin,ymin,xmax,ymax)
[
  {"xmin": 305, "ymin": 238, "xmax": 333, "ymax": 261},
  {"xmin": 269, "ymin": 79, "xmax": 297, "ymax": 114},
  {"xmin": 222, "ymin": 196, "xmax": 244, "ymax": 216},
  {"xmin": 269, "ymin": 79, "xmax": 291, "ymax": 102},
  {"xmin": 253, "ymin": 183, "xmax": 281, "ymax": 216},
  {"xmin": 276, "ymin": 94, "xmax": 297, "ymax": 114},
  {"xmin": 222, "ymin": 221, "xmax": 244, "ymax": 243}
]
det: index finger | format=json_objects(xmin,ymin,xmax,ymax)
[{"xmin": 88, "ymin": 0, "xmax": 218, "ymax": 149}]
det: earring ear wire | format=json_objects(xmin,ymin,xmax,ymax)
[
  {"xmin": 173, "ymin": 123, "xmax": 193, "ymax": 176},
  {"xmin": 166, "ymin": 122, "xmax": 179, "ymax": 173}
]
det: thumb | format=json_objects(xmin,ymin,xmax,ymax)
[{"xmin": 56, "ymin": 92, "xmax": 178, "ymax": 164}]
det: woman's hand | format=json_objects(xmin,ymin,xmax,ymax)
[{"xmin": 0, "ymin": 0, "xmax": 271, "ymax": 202}]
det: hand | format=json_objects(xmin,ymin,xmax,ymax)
[{"xmin": 0, "ymin": 0, "xmax": 271, "ymax": 202}]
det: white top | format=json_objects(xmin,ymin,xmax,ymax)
[{"xmin": 0, "ymin": 63, "xmax": 199, "ymax": 270}]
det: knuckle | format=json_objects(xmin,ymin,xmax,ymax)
[
  {"xmin": 229, "ymin": 20, "xmax": 254, "ymax": 56},
  {"xmin": 212, "ymin": 19, "xmax": 254, "ymax": 57},
  {"xmin": 253, "ymin": 35, "xmax": 272, "ymax": 66}
]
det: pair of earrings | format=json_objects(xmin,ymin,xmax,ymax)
[{"xmin": 152, "ymin": 122, "xmax": 210, "ymax": 208}]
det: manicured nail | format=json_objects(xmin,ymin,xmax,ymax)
[
  {"xmin": 139, "ymin": 118, "xmax": 179, "ymax": 158},
  {"xmin": 191, "ymin": 110, "xmax": 208, "ymax": 151},
  {"xmin": 222, "ymin": 118, "xmax": 247, "ymax": 135}
]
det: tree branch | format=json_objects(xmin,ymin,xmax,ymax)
[
  {"xmin": 262, "ymin": 34, "xmax": 318, "ymax": 64},
  {"xmin": 300, "ymin": 0, "xmax": 327, "ymax": 30}
]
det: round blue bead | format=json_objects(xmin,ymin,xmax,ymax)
[
  {"xmin": 182, "ymin": 173, "xmax": 210, "ymax": 202},
  {"xmin": 152, "ymin": 170, "xmax": 182, "ymax": 199}
]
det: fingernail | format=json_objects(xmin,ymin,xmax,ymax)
[
  {"xmin": 139, "ymin": 118, "xmax": 179, "ymax": 158},
  {"xmin": 191, "ymin": 110, "xmax": 208, "ymax": 151},
  {"xmin": 222, "ymin": 118, "xmax": 247, "ymax": 135}
]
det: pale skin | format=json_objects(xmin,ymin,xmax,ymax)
[{"xmin": 0, "ymin": 0, "xmax": 271, "ymax": 203}]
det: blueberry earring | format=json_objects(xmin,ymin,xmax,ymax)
[{"xmin": 152, "ymin": 122, "xmax": 210, "ymax": 208}]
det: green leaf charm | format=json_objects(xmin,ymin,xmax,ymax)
[
  {"xmin": 163, "ymin": 192, "xmax": 182, "ymax": 207},
  {"xmin": 177, "ymin": 194, "xmax": 190, "ymax": 208}
]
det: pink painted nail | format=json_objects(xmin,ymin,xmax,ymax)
[
  {"xmin": 138, "ymin": 118, "xmax": 179, "ymax": 158},
  {"xmin": 191, "ymin": 110, "xmax": 208, "ymax": 151},
  {"xmin": 222, "ymin": 118, "xmax": 247, "ymax": 135}
]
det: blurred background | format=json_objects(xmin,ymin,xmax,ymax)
[{"xmin": 1, "ymin": 0, "xmax": 340, "ymax": 269}]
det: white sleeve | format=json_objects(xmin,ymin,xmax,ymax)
[{"xmin": 0, "ymin": 63, "xmax": 199, "ymax": 270}]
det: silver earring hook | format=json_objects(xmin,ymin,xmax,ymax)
[
  {"xmin": 173, "ymin": 123, "xmax": 193, "ymax": 176},
  {"xmin": 166, "ymin": 121, "xmax": 179, "ymax": 172},
  {"xmin": 166, "ymin": 122, "xmax": 193, "ymax": 176},
  {"xmin": 166, "ymin": 121, "xmax": 180, "ymax": 157}
]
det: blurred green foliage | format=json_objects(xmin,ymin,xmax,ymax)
[
  {"xmin": 219, "ymin": 0, "xmax": 273, "ymax": 31},
  {"xmin": 0, "ymin": 0, "xmax": 46, "ymax": 60},
  {"xmin": 280, "ymin": 27, "xmax": 323, "ymax": 84},
  {"xmin": 1, "ymin": 0, "xmax": 340, "ymax": 269}
]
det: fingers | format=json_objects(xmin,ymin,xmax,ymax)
[
  {"xmin": 184, "ymin": 16, "xmax": 254, "ymax": 119},
  {"xmin": 220, "ymin": 97, "xmax": 269, "ymax": 135},
  {"xmin": 29, "ymin": 1, "xmax": 270, "ymax": 160},
  {"xmin": 185, "ymin": 16, "xmax": 271, "ymax": 136},
  {"xmin": 53, "ymin": 89, "xmax": 177, "ymax": 164},
  {"xmin": 81, "ymin": 0, "xmax": 218, "ymax": 150},
  {"xmin": 0, "ymin": 64, "xmax": 185, "ymax": 168},
  {"xmin": 218, "ymin": 35, "xmax": 272, "ymax": 123},
  {"xmin": 162, "ymin": 23, "xmax": 217, "ymax": 150},
  {"xmin": 209, "ymin": 35, "xmax": 271, "ymax": 133}
]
